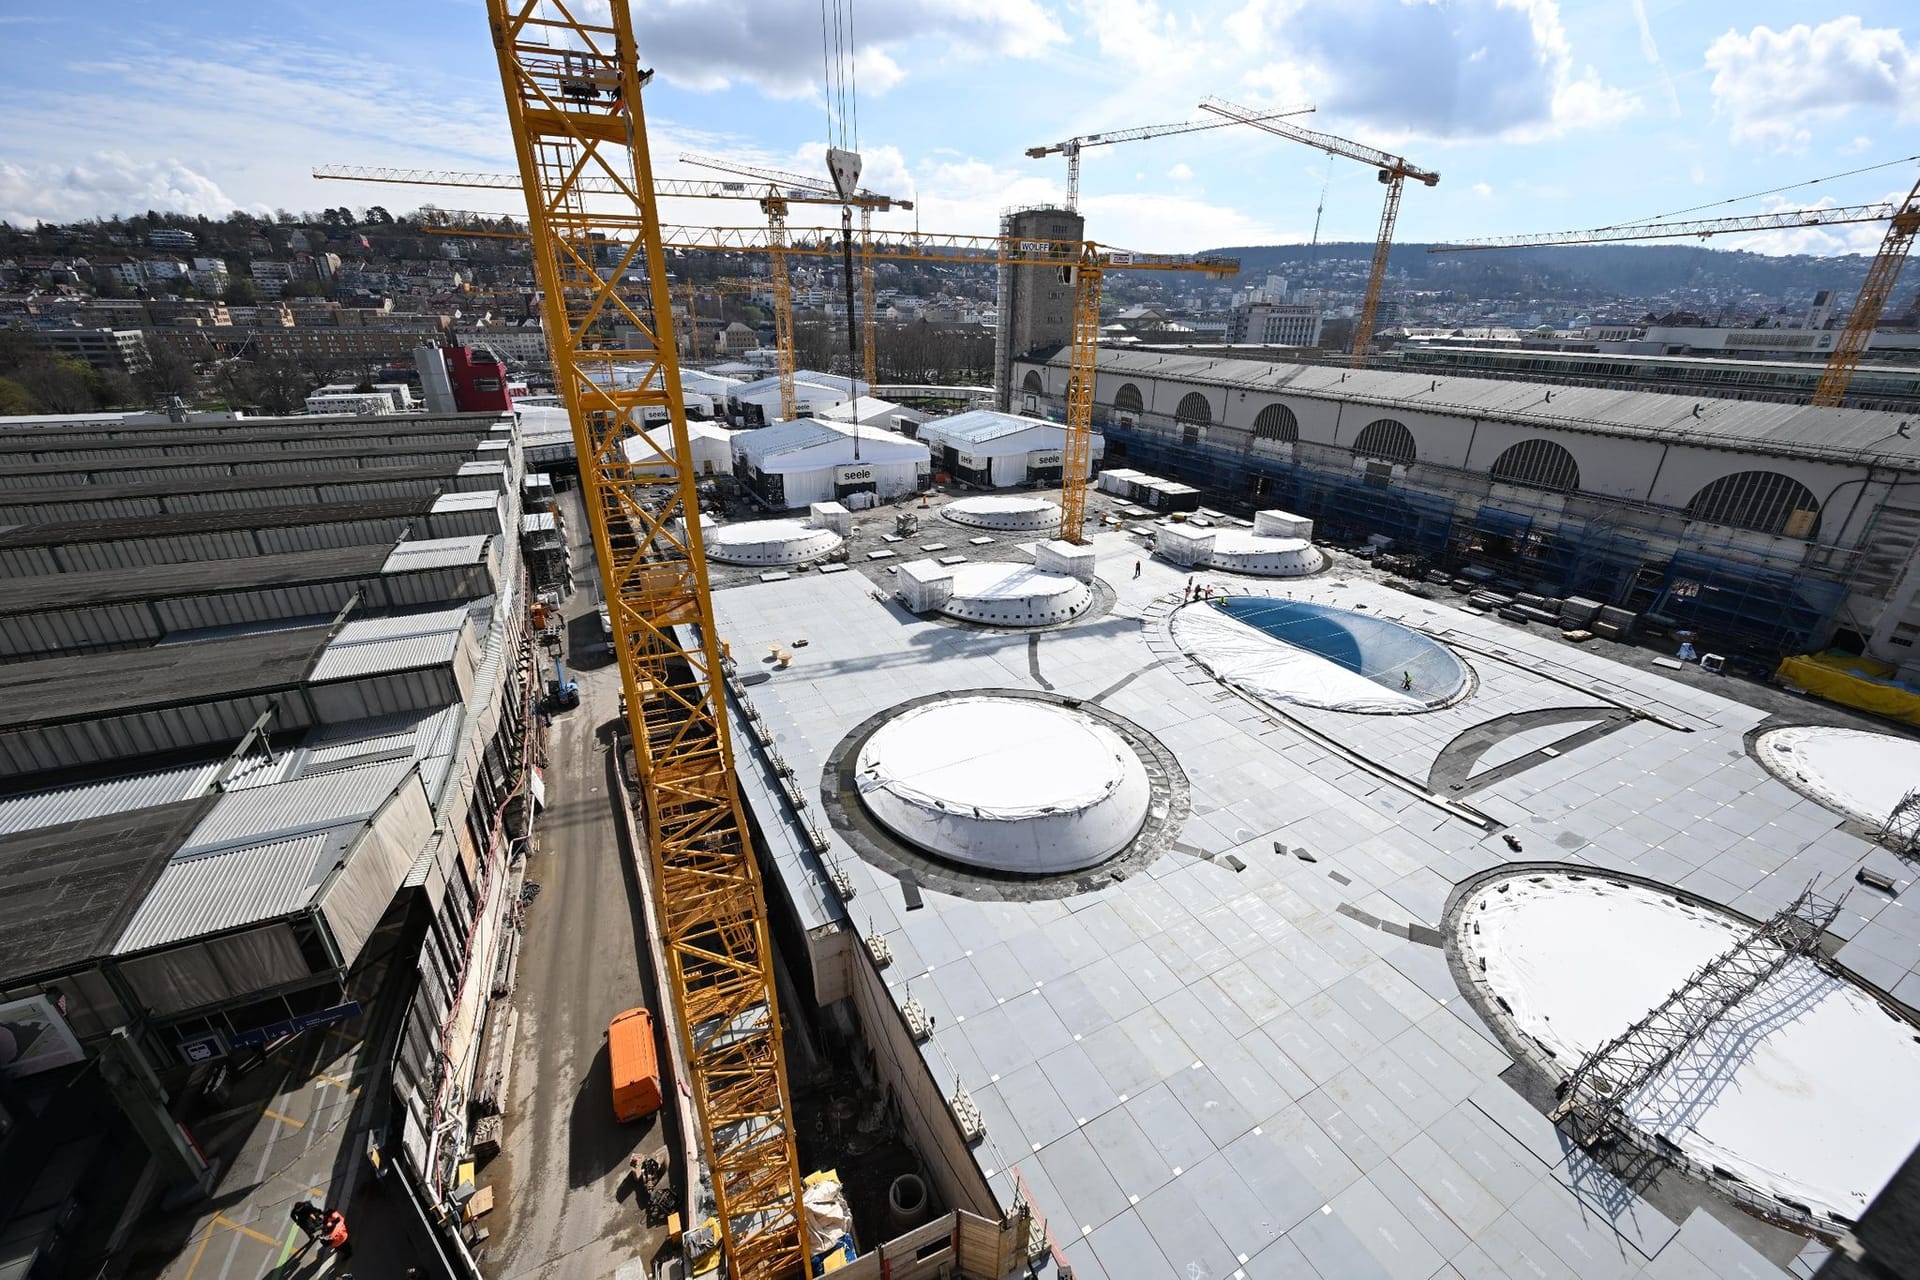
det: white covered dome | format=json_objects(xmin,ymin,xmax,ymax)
[
  {"xmin": 704, "ymin": 518, "xmax": 842, "ymax": 566},
  {"xmin": 943, "ymin": 562, "xmax": 1091, "ymax": 627},
  {"xmin": 941, "ymin": 495, "xmax": 1061, "ymax": 531},
  {"xmin": 1203, "ymin": 530, "xmax": 1322, "ymax": 576},
  {"xmin": 855, "ymin": 697, "xmax": 1151, "ymax": 873}
]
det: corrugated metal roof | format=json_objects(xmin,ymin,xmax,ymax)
[
  {"xmin": 432, "ymin": 491, "xmax": 502, "ymax": 512},
  {"xmin": 114, "ymin": 830, "xmax": 339, "ymax": 953},
  {"xmin": 1059, "ymin": 348, "xmax": 1920, "ymax": 468},
  {"xmin": 522, "ymin": 513, "xmax": 557, "ymax": 532},
  {"xmin": 381, "ymin": 535, "xmax": 489, "ymax": 572},
  {"xmin": 0, "ymin": 763, "xmax": 215, "ymax": 836},
  {"xmin": 310, "ymin": 607, "xmax": 466, "ymax": 682},
  {"xmin": 177, "ymin": 757, "xmax": 416, "ymax": 857}
]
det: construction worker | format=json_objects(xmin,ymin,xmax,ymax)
[
  {"xmin": 1133, "ymin": 560, "xmax": 1142, "ymax": 579},
  {"xmin": 289, "ymin": 1200, "xmax": 324, "ymax": 1241},
  {"xmin": 1402, "ymin": 671, "xmax": 1414, "ymax": 691},
  {"xmin": 323, "ymin": 1209, "xmax": 352, "ymax": 1260}
]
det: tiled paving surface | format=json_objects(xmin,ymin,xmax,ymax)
[{"xmin": 713, "ymin": 529, "xmax": 1916, "ymax": 1279}]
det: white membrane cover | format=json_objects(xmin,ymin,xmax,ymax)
[
  {"xmin": 1756, "ymin": 725, "xmax": 1920, "ymax": 826},
  {"xmin": 941, "ymin": 495, "xmax": 1062, "ymax": 531},
  {"xmin": 942, "ymin": 562, "xmax": 1091, "ymax": 627},
  {"xmin": 856, "ymin": 697, "xmax": 1151, "ymax": 873},
  {"xmin": 1460, "ymin": 873, "xmax": 1920, "ymax": 1221},
  {"xmin": 705, "ymin": 518, "xmax": 842, "ymax": 566},
  {"xmin": 1203, "ymin": 530, "xmax": 1322, "ymax": 577},
  {"xmin": 1171, "ymin": 600, "xmax": 1462, "ymax": 712}
]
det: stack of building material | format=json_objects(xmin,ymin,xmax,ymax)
[
  {"xmin": 1510, "ymin": 592, "xmax": 1563, "ymax": 626},
  {"xmin": 1593, "ymin": 605, "xmax": 1637, "ymax": 640},
  {"xmin": 1560, "ymin": 597, "xmax": 1603, "ymax": 628}
]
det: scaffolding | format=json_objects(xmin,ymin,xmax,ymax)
[
  {"xmin": 1881, "ymin": 789, "xmax": 1920, "ymax": 863},
  {"xmin": 1097, "ymin": 416, "xmax": 1853, "ymax": 658},
  {"xmin": 1550, "ymin": 884, "xmax": 1844, "ymax": 1153}
]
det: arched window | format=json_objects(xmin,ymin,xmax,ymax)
[
  {"xmin": 1022, "ymin": 370, "xmax": 1044, "ymax": 394},
  {"xmin": 1351, "ymin": 418, "xmax": 1416, "ymax": 464},
  {"xmin": 1252, "ymin": 402, "xmax": 1299, "ymax": 442},
  {"xmin": 1114, "ymin": 383, "xmax": 1144, "ymax": 414},
  {"xmin": 1686, "ymin": 471, "xmax": 1821, "ymax": 537},
  {"xmin": 1175, "ymin": 392, "xmax": 1211, "ymax": 424},
  {"xmin": 1489, "ymin": 438, "xmax": 1580, "ymax": 492}
]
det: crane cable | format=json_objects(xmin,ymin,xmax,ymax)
[{"xmin": 1619, "ymin": 152, "xmax": 1920, "ymax": 227}]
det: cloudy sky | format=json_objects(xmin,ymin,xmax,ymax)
[{"xmin": 2, "ymin": 2, "xmax": 1917, "ymax": 255}]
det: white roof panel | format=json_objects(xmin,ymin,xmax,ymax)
[
  {"xmin": 114, "ymin": 831, "xmax": 340, "ymax": 953},
  {"xmin": 310, "ymin": 607, "xmax": 466, "ymax": 682}
]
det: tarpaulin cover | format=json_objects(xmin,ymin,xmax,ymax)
[
  {"xmin": 856, "ymin": 696, "xmax": 1149, "ymax": 873},
  {"xmin": 1776, "ymin": 652, "xmax": 1920, "ymax": 728},
  {"xmin": 1174, "ymin": 596, "xmax": 1468, "ymax": 713}
]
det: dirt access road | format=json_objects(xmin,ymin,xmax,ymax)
[{"xmin": 481, "ymin": 487, "xmax": 679, "ymax": 1280}]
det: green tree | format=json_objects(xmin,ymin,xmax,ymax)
[
  {"xmin": 224, "ymin": 277, "xmax": 260, "ymax": 306},
  {"xmin": 254, "ymin": 359, "xmax": 311, "ymax": 414},
  {"xmin": 138, "ymin": 341, "xmax": 199, "ymax": 400},
  {"xmin": 13, "ymin": 354, "xmax": 97, "ymax": 412},
  {"xmin": 0, "ymin": 377, "xmax": 32, "ymax": 415}
]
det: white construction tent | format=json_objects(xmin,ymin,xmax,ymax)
[
  {"xmin": 725, "ymin": 370, "xmax": 871, "ymax": 427},
  {"xmin": 917, "ymin": 410, "xmax": 1103, "ymax": 487},
  {"xmin": 620, "ymin": 421, "xmax": 735, "ymax": 478},
  {"xmin": 819, "ymin": 395, "xmax": 929, "ymax": 434},
  {"xmin": 731, "ymin": 417, "xmax": 929, "ymax": 509}
]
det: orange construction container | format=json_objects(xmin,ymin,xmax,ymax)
[{"xmin": 608, "ymin": 1007, "xmax": 662, "ymax": 1122}]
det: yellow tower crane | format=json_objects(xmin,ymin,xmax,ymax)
[
  {"xmin": 312, "ymin": 162, "xmax": 908, "ymax": 420},
  {"xmin": 482, "ymin": 5, "xmax": 802, "ymax": 1276},
  {"xmin": 680, "ymin": 153, "xmax": 913, "ymax": 395},
  {"xmin": 1426, "ymin": 171, "xmax": 1920, "ymax": 407},
  {"xmin": 1025, "ymin": 102, "xmax": 1314, "ymax": 212},
  {"xmin": 423, "ymin": 209, "xmax": 1237, "ymax": 542},
  {"xmin": 1200, "ymin": 97, "xmax": 1438, "ymax": 366}
]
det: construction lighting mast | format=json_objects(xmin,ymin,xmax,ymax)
[
  {"xmin": 425, "ymin": 213, "xmax": 1236, "ymax": 542},
  {"xmin": 681, "ymin": 154, "xmax": 912, "ymax": 396},
  {"xmin": 1024, "ymin": 103, "xmax": 1314, "ymax": 212},
  {"xmin": 1426, "ymin": 172, "xmax": 1920, "ymax": 408},
  {"xmin": 1200, "ymin": 97, "xmax": 1438, "ymax": 366},
  {"xmin": 483, "ymin": 4, "xmax": 803, "ymax": 1277}
]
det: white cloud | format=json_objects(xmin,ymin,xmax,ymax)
[
  {"xmin": 1705, "ymin": 18, "xmax": 1920, "ymax": 148},
  {"xmin": 1841, "ymin": 135, "xmax": 1873, "ymax": 155},
  {"xmin": 1629, "ymin": 0, "xmax": 1681, "ymax": 116},
  {"xmin": 1472, "ymin": 181, "xmax": 1493, "ymax": 198},
  {"xmin": 0, "ymin": 152, "xmax": 261, "ymax": 226},
  {"xmin": 629, "ymin": 0, "xmax": 1067, "ymax": 98},
  {"xmin": 1235, "ymin": 0, "xmax": 1638, "ymax": 141},
  {"xmin": 1082, "ymin": 0, "xmax": 1195, "ymax": 75},
  {"xmin": 1168, "ymin": 162, "xmax": 1194, "ymax": 181},
  {"xmin": 1715, "ymin": 194, "xmax": 1896, "ymax": 256}
]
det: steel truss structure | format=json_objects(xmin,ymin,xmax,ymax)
[
  {"xmin": 1550, "ymin": 883, "xmax": 1843, "ymax": 1151},
  {"xmin": 1882, "ymin": 788, "xmax": 1920, "ymax": 863},
  {"xmin": 484, "ymin": 3, "xmax": 804, "ymax": 1275}
]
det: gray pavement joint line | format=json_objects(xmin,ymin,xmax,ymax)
[
  {"xmin": 1027, "ymin": 632, "xmax": 1056, "ymax": 692},
  {"xmin": 1152, "ymin": 602, "xmax": 1494, "ymax": 830},
  {"xmin": 1429, "ymin": 628, "xmax": 1700, "ymax": 734}
]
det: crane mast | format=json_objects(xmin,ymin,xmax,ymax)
[
  {"xmin": 681, "ymin": 154, "xmax": 912, "ymax": 401},
  {"xmin": 1200, "ymin": 97, "xmax": 1437, "ymax": 366},
  {"xmin": 1425, "ymin": 170, "xmax": 1920, "ymax": 407},
  {"xmin": 483, "ymin": 4, "xmax": 803, "ymax": 1276},
  {"xmin": 1814, "ymin": 173, "xmax": 1920, "ymax": 406}
]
